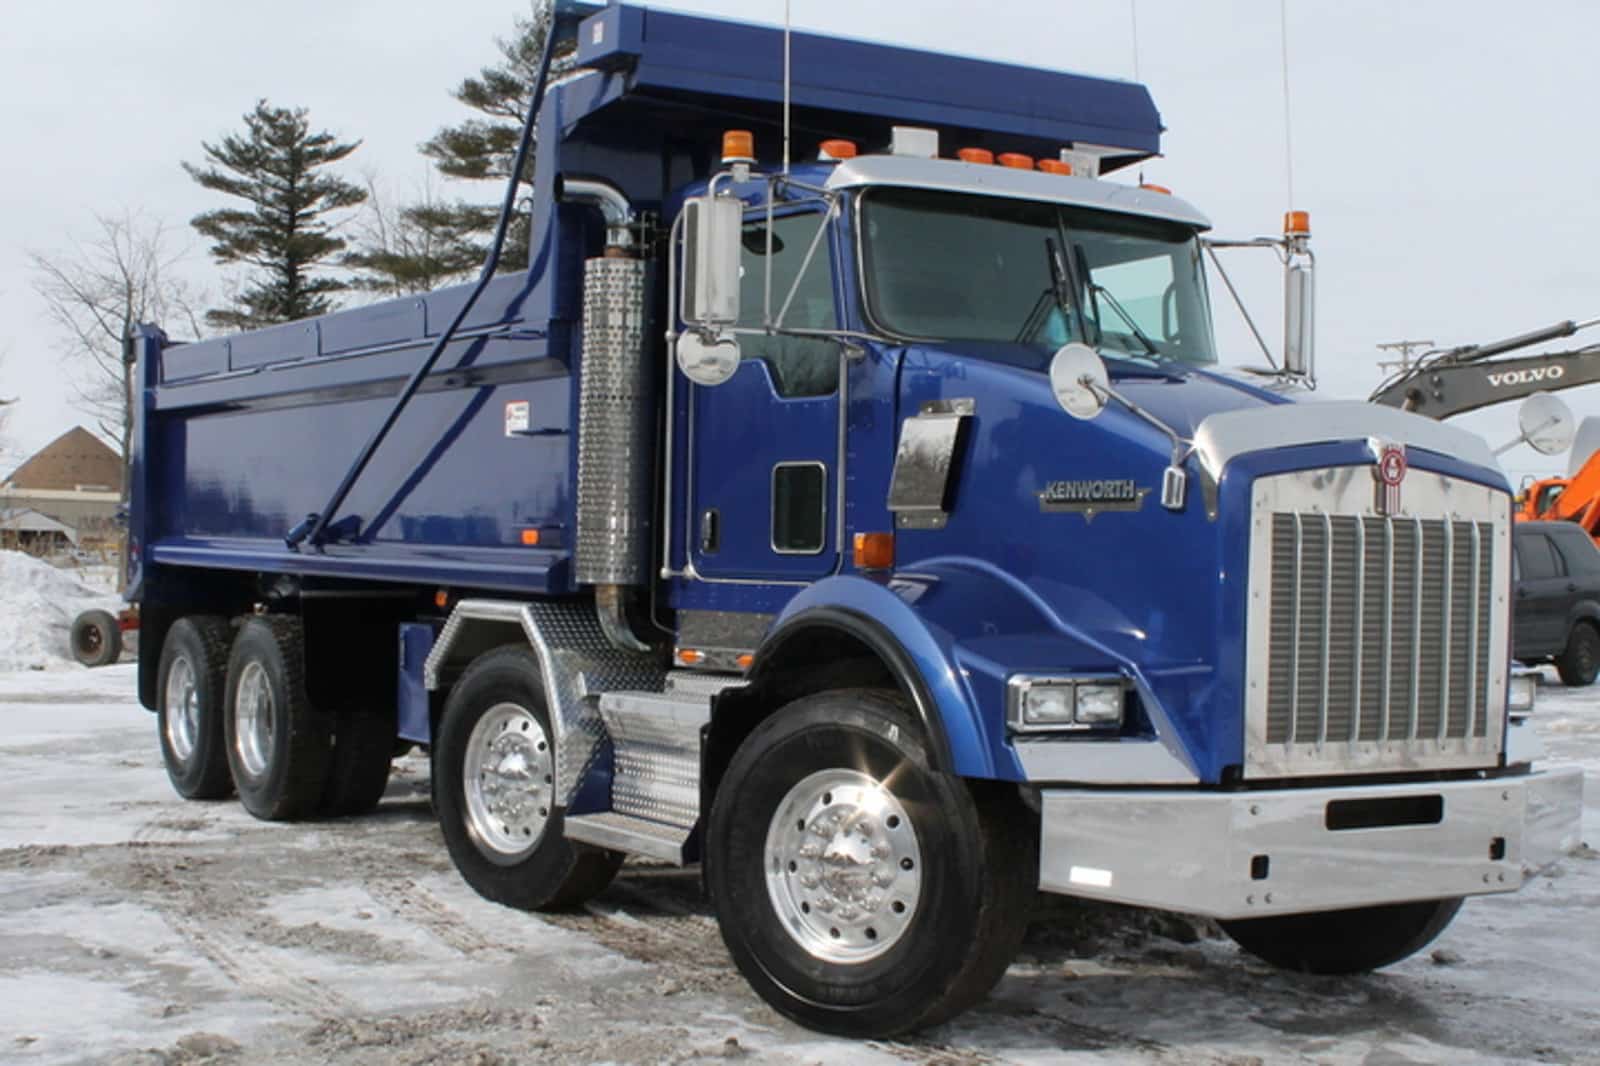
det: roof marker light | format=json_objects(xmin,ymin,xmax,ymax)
[
  {"xmin": 1140, "ymin": 183, "xmax": 1173, "ymax": 195},
  {"xmin": 1038, "ymin": 159, "xmax": 1074, "ymax": 176},
  {"xmin": 819, "ymin": 139, "xmax": 858, "ymax": 161},
  {"xmin": 957, "ymin": 147, "xmax": 995, "ymax": 165},
  {"xmin": 722, "ymin": 130, "xmax": 756, "ymax": 164},
  {"xmin": 998, "ymin": 152, "xmax": 1035, "ymax": 170},
  {"xmin": 890, "ymin": 126, "xmax": 940, "ymax": 158}
]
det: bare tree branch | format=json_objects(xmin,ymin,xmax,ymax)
[{"xmin": 29, "ymin": 210, "xmax": 203, "ymax": 493}]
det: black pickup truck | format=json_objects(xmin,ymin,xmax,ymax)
[{"xmin": 1514, "ymin": 520, "xmax": 1600, "ymax": 685}]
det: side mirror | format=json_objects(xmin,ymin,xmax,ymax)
[
  {"xmin": 683, "ymin": 194, "xmax": 743, "ymax": 329},
  {"xmin": 1283, "ymin": 258, "xmax": 1314, "ymax": 379}
]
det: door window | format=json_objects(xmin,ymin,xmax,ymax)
[
  {"xmin": 771, "ymin": 462, "xmax": 827, "ymax": 554},
  {"xmin": 739, "ymin": 212, "xmax": 839, "ymax": 397},
  {"xmin": 1552, "ymin": 530, "xmax": 1600, "ymax": 575},
  {"xmin": 1515, "ymin": 533, "xmax": 1561, "ymax": 579}
]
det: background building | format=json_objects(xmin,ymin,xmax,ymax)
[{"xmin": 0, "ymin": 426, "xmax": 122, "ymax": 554}]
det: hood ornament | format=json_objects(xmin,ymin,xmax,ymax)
[{"xmin": 1369, "ymin": 438, "xmax": 1407, "ymax": 516}]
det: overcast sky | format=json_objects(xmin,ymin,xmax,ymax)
[{"xmin": 2, "ymin": 0, "xmax": 1596, "ymax": 484}]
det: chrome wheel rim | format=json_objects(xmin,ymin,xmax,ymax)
[
  {"xmin": 463, "ymin": 702, "xmax": 553, "ymax": 863},
  {"xmin": 164, "ymin": 655, "xmax": 199, "ymax": 762},
  {"xmin": 764, "ymin": 768, "xmax": 923, "ymax": 964},
  {"xmin": 233, "ymin": 661, "xmax": 274, "ymax": 778}
]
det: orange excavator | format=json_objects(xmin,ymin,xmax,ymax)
[{"xmin": 1516, "ymin": 418, "xmax": 1600, "ymax": 545}]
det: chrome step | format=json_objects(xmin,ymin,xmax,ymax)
[
  {"xmin": 564, "ymin": 811, "xmax": 692, "ymax": 864},
  {"xmin": 563, "ymin": 689, "xmax": 713, "ymax": 864},
  {"xmin": 663, "ymin": 669, "xmax": 743, "ymax": 699}
]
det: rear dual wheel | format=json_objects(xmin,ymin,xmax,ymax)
[{"xmin": 157, "ymin": 616, "xmax": 233, "ymax": 799}]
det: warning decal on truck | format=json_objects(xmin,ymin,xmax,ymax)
[{"xmin": 504, "ymin": 401, "xmax": 530, "ymax": 437}]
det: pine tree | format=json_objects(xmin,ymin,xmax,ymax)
[
  {"xmin": 184, "ymin": 101, "xmax": 367, "ymax": 330},
  {"xmin": 409, "ymin": 7, "xmax": 553, "ymax": 276}
]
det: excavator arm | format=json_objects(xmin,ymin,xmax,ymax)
[
  {"xmin": 1369, "ymin": 318, "xmax": 1600, "ymax": 418},
  {"xmin": 1369, "ymin": 345, "xmax": 1600, "ymax": 418}
]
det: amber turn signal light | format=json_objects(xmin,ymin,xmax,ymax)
[{"xmin": 853, "ymin": 532, "xmax": 895, "ymax": 570}]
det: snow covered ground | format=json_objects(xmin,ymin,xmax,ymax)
[{"xmin": 0, "ymin": 661, "xmax": 1595, "ymax": 1066}]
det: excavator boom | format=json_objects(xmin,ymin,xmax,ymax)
[{"xmin": 1370, "ymin": 344, "xmax": 1600, "ymax": 418}]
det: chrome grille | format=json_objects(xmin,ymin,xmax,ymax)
[{"xmin": 1245, "ymin": 467, "xmax": 1509, "ymax": 778}]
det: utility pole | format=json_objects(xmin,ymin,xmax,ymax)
[{"xmin": 1375, "ymin": 339, "xmax": 1435, "ymax": 377}]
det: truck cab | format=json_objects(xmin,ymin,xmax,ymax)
[{"xmin": 127, "ymin": 2, "xmax": 1584, "ymax": 1038}]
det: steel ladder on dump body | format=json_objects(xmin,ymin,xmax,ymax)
[{"xmin": 563, "ymin": 671, "xmax": 738, "ymax": 862}]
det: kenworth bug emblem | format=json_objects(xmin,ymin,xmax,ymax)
[{"xmin": 1370, "ymin": 440, "xmax": 1407, "ymax": 516}]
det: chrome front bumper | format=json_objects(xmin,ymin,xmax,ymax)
[{"xmin": 1038, "ymin": 767, "xmax": 1584, "ymax": 920}]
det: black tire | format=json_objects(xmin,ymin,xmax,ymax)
[
  {"xmin": 320, "ymin": 709, "xmax": 396, "ymax": 817},
  {"xmin": 705, "ymin": 689, "xmax": 1036, "ymax": 1038},
  {"xmin": 1555, "ymin": 622, "xmax": 1600, "ymax": 686},
  {"xmin": 1222, "ymin": 897, "xmax": 1464, "ymax": 975},
  {"xmin": 223, "ymin": 615, "xmax": 333, "ymax": 822},
  {"xmin": 435, "ymin": 646, "xmax": 622, "ymax": 910},
  {"xmin": 71, "ymin": 609, "xmax": 122, "ymax": 667},
  {"xmin": 156, "ymin": 616, "xmax": 234, "ymax": 800}
]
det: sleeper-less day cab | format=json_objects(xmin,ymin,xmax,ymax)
[{"xmin": 128, "ymin": 2, "xmax": 1582, "ymax": 1036}]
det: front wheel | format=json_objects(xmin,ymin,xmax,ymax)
[
  {"xmin": 705, "ymin": 689, "xmax": 1036, "ymax": 1038},
  {"xmin": 1221, "ymin": 897, "xmax": 1463, "ymax": 975},
  {"xmin": 1555, "ymin": 622, "xmax": 1599, "ymax": 686},
  {"xmin": 434, "ymin": 646, "xmax": 621, "ymax": 910}
]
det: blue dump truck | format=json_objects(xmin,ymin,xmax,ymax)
[{"xmin": 129, "ymin": 2, "xmax": 1583, "ymax": 1037}]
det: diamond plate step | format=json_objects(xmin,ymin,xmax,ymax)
[{"xmin": 564, "ymin": 811, "xmax": 692, "ymax": 864}]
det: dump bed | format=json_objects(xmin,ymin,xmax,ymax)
[{"xmin": 126, "ymin": 2, "xmax": 1165, "ymax": 599}]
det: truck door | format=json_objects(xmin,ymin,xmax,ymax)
[{"xmin": 687, "ymin": 208, "xmax": 842, "ymax": 582}]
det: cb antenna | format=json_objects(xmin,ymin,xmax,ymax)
[{"xmin": 783, "ymin": 0, "xmax": 793, "ymax": 174}]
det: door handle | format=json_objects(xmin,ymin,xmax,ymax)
[
  {"xmin": 700, "ymin": 508, "xmax": 720, "ymax": 554},
  {"xmin": 1568, "ymin": 583, "xmax": 1579, "ymax": 593}
]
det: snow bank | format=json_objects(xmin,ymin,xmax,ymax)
[{"xmin": 0, "ymin": 551, "xmax": 122, "ymax": 671}]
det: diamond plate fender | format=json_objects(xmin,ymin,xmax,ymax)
[{"xmin": 424, "ymin": 598, "xmax": 666, "ymax": 805}]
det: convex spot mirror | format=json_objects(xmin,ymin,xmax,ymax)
[
  {"xmin": 676, "ymin": 331, "xmax": 741, "ymax": 387},
  {"xmin": 1518, "ymin": 391, "xmax": 1577, "ymax": 456},
  {"xmin": 1049, "ymin": 342, "xmax": 1110, "ymax": 420}
]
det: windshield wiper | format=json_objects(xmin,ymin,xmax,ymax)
[
  {"xmin": 1015, "ymin": 237, "xmax": 1079, "ymax": 345},
  {"xmin": 1088, "ymin": 279, "xmax": 1160, "ymax": 357}
]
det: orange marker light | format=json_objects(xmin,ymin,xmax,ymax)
[
  {"xmin": 853, "ymin": 531, "xmax": 895, "ymax": 570},
  {"xmin": 434, "ymin": 589, "xmax": 450, "ymax": 609},
  {"xmin": 957, "ymin": 147, "xmax": 995, "ymax": 165},
  {"xmin": 998, "ymin": 153, "xmax": 1035, "ymax": 170},
  {"xmin": 520, "ymin": 529, "xmax": 541, "ymax": 546},
  {"xmin": 1140, "ymin": 183, "xmax": 1173, "ymax": 195},
  {"xmin": 1037, "ymin": 159, "xmax": 1074, "ymax": 176},
  {"xmin": 1284, "ymin": 210, "xmax": 1311, "ymax": 237},
  {"xmin": 722, "ymin": 129, "xmax": 755, "ymax": 164},
  {"xmin": 819, "ymin": 138, "xmax": 858, "ymax": 160},
  {"xmin": 736, "ymin": 653, "xmax": 755, "ymax": 671},
  {"xmin": 676, "ymin": 648, "xmax": 706, "ymax": 666}
]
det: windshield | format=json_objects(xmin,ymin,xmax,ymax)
[{"xmin": 860, "ymin": 187, "xmax": 1216, "ymax": 365}]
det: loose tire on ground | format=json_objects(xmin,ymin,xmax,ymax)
[
  {"xmin": 1221, "ymin": 897, "xmax": 1463, "ymax": 975},
  {"xmin": 705, "ymin": 688, "xmax": 1036, "ymax": 1038},
  {"xmin": 157, "ymin": 615, "xmax": 234, "ymax": 800},
  {"xmin": 223, "ymin": 615, "xmax": 334, "ymax": 821},
  {"xmin": 1555, "ymin": 622, "xmax": 1599, "ymax": 686},
  {"xmin": 434, "ymin": 646, "xmax": 622, "ymax": 910},
  {"xmin": 70, "ymin": 609, "xmax": 121, "ymax": 667},
  {"xmin": 320, "ymin": 709, "xmax": 396, "ymax": 817}
]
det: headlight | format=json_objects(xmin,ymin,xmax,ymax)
[
  {"xmin": 1508, "ymin": 671, "xmax": 1538, "ymax": 717},
  {"xmin": 1008, "ymin": 676, "xmax": 1127, "ymax": 733}
]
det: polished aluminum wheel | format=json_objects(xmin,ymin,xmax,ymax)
[
  {"xmin": 764, "ymin": 767, "xmax": 923, "ymax": 964},
  {"xmin": 463, "ymin": 702, "xmax": 554, "ymax": 863},
  {"xmin": 164, "ymin": 655, "xmax": 199, "ymax": 763},
  {"xmin": 233, "ymin": 661, "xmax": 274, "ymax": 778}
]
